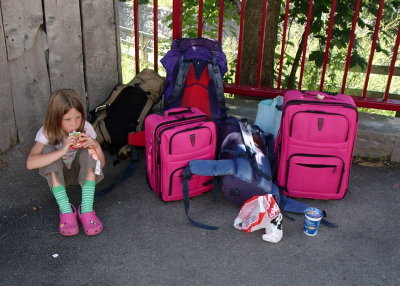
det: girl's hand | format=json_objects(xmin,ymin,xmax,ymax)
[
  {"xmin": 77, "ymin": 133, "xmax": 100, "ymax": 150},
  {"xmin": 60, "ymin": 134, "xmax": 77, "ymax": 154}
]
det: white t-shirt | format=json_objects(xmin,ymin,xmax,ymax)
[{"xmin": 35, "ymin": 121, "xmax": 97, "ymax": 169}]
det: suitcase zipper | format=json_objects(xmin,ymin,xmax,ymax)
[
  {"xmin": 289, "ymin": 110, "xmax": 350, "ymax": 141},
  {"xmin": 153, "ymin": 115, "xmax": 209, "ymax": 195},
  {"xmin": 285, "ymin": 154, "xmax": 345, "ymax": 194},
  {"xmin": 295, "ymin": 163, "xmax": 337, "ymax": 174},
  {"xmin": 168, "ymin": 126, "xmax": 213, "ymax": 154},
  {"xmin": 283, "ymin": 100, "xmax": 358, "ymax": 122},
  {"xmin": 169, "ymin": 167, "xmax": 185, "ymax": 197}
]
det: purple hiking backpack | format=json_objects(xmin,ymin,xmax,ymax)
[{"xmin": 161, "ymin": 38, "xmax": 228, "ymax": 124}]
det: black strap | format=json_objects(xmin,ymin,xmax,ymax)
[
  {"xmin": 276, "ymin": 185, "xmax": 338, "ymax": 228},
  {"xmin": 321, "ymin": 213, "xmax": 339, "ymax": 228},
  {"xmin": 95, "ymin": 147, "xmax": 138, "ymax": 197},
  {"xmin": 166, "ymin": 53, "xmax": 226, "ymax": 122},
  {"xmin": 182, "ymin": 165, "xmax": 219, "ymax": 230},
  {"xmin": 165, "ymin": 56, "xmax": 190, "ymax": 107},
  {"xmin": 207, "ymin": 52, "xmax": 227, "ymax": 121},
  {"xmin": 238, "ymin": 120, "xmax": 272, "ymax": 181}
]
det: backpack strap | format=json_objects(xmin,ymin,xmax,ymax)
[
  {"xmin": 166, "ymin": 52, "xmax": 227, "ymax": 122},
  {"xmin": 135, "ymin": 86, "xmax": 161, "ymax": 132},
  {"xmin": 136, "ymin": 98, "xmax": 153, "ymax": 132},
  {"xmin": 238, "ymin": 119, "xmax": 257, "ymax": 155},
  {"xmin": 238, "ymin": 119, "xmax": 272, "ymax": 181},
  {"xmin": 276, "ymin": 184, "xmax": 338, "ymax": 228},
  {"xmin": 94, "ymin": 116, "xmax": 111, "ymax": 147},
  {"xmin": 182, "ymin": 159, "xmax": 237, "ymax": 230},
  {"xmin": 182, "ymin": 164, "xmax": 219, "ymax": 230},
  {"xmin": 95, "ymin": 147, "xmax": 139, "ymax": 197},
  {"xmin": 130, "ymin": 71, "xmax": 164, "ymax": 132},
  {"xmin": 207, "ymin": 51, "xmax": 227, "ymax": 120},
  {"xmin": 188, "ymin": 159, "xmax": 236, "ymax": 176},
  {"xmin": 91, "ymin": 84, "xmax": 129, "ymax": 146},
  {"xmin": 165, "ymin": 56, "xmax": 190, "ymax": 107}
]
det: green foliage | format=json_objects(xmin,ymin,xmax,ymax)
[
  {"xmin": 358, "ymin": 107, "xmax": 395, "ymax": 117},
  {"xmin": 162, "ymin": 1, "xmax": 239, "ymax": 82},
  {"xmin": 279, "ymin": 0, "xmax": 399, "ymax": 91},
  {"xmin": 164, "ymin": 0, "xmax": 239, "ymax": 39},
  {"xmin": 121, "ymin": 0, "xmax": 399, "ymax": 107}
]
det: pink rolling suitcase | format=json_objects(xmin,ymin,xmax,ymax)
[
  {"xmin": 145, "ymin": 107, "xmax": 217, "ymax": 201},
  {"xmin": 275, "ymin": 90, "xmax": 358, "ymax": 199}
]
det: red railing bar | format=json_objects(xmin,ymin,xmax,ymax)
[
  {"xmin": 224, "ymin": 84, "xmax": 286, "ymax": 98},
  {"xmin": 298, "ymin": 0, "xmax": 314, "ymax": 90},
  {"xmin": 235, "ymin": 0, "xmax": 246, "ymax": 86},
  {"xmin": 353, "ymin": 97, "xmax": 400, "ymax": 111},
  {"xmin": 362, "ymin": 0, "xmax": 385, "ymax": 99},
  {"xmin": 218, "ymin": 0, "xmax": 224, "ymax": 43},
  {"xmin": 133, "ymin": 0, "xmax": 140, "ymax": 73},
  {"xmin": 172, "ymin": 0, "xmax": 182, "ymax": 39},
  {"xmin": 319, "ymin": 0, "xmax": 337, "ymax": 91},
  {"xmin": 384, "ymin": 25, "xmax": 400, "ymax": 101},
  {"xmin": 277, "ymin": 0, "xmax": 291, "ymax": 89},
  {"xmin": 198, "ymin": 0, "xmax": 203, "ymax": 38},
  {"xmin": 224, "ymin": 83, "xmax": 400, "ymax": 111},
  {"xmin": 153, "ymin": 0, "xmax": 159, "ymax": 72},
  {"xmin": 341, "ymin": 0, "xmax": 361, "ymax": 94},
  {"xmin": 255, "ymin": 0, "xmax": 269, "ymax": 88}
]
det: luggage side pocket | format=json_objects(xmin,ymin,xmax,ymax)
[
  {"xmin": 285, "ymin": 154, "xmax": 344, "ymax": 198},
  {"xmin": 168, "ymin": 125, "xmax": 214, "ymax": 155},
  {"xmin": 167, "ymin": 167, "xmax": 212, "ymax": 201},
  {"xmin": 290, "ymin": 111, "xmax": 350, "ymax": 144}
]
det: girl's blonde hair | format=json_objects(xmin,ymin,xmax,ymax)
[{"xmin": 43, "ymin": 89, "xmax": 86, "ymax": 145}]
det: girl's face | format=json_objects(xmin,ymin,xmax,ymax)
[{"xmin": 61, "ymin": 108, "xmax": 83, "ymax": 134}]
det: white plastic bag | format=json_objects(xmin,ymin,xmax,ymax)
[
  {"xmin": 233, "ymin": 195, "xmax": 283, "ymax": 243},
  {"xmin": 254, "ymin": 96, "xmax": 283, "ymax": 138}
]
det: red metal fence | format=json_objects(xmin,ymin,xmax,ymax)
[{"xmin": 130, "ymin": 0, "xmax": 400, "ymax": 111}]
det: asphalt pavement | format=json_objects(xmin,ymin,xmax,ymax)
[
  {"xmin": 1, "ymin": 142, "xmax": 400, "ymax": 286},
  {"xmin": 1, "ymin": 96, "xmax": 400, "ymax": 286}
]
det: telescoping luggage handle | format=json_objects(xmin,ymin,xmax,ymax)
[
  {"xmin": 164, "ymin": 107, "xmax": 194, "ymax": 117},
  {"xmin": 303, "ymin": 91, "xmax": 339, "ymax": 100}
]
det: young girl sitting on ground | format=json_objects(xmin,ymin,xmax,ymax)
[{"xmin": 26, "ymin": 89, "xmax": 106, "ymax": 236}]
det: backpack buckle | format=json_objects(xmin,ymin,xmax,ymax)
[{"xmin": 94, "ymin": 104, "xmax": 108, "ymax": 113}]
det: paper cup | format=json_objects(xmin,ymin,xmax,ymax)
[{"xmin": 303, "ymin": 207, "xmax": 324, "ymax": 236}]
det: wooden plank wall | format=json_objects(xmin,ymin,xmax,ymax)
[
  {"xmin": 0, "ymin": 7, "xmax": 17, "ymax": 152},
  {"xmin": 0, "ymin": 0, "xmax": 119, "ymax": 153},
  {"xmin": 81, "ymin": 0, "xmax": 119, "ymax": 111}
]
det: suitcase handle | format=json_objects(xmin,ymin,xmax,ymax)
[
  {"xmin": 304, "ymin": 91, "xmax": 338, "ymax": 100},
  {"xmin": 164, "ymin": 107, "xmax": 192, "ymax": 116}
]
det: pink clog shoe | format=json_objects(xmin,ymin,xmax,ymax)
[
  {"xmin": 78, "ymin": 206, "xmax": 103, "ymax": 236},
  {"xmin": 59, "ymin": 205, "xmax": 79, "ymax": 236}
]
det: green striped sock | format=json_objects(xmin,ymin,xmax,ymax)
[
  {"xmin": 81, "ymin": 180, "xmax": 96, "ymax": 214},
  {"xmin": 51, "ymin": 185, "xmax": 72, "ymax": 214}
]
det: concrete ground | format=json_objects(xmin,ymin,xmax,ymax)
[{"xmin": 1, "ymin": 96, "xmax": 400, "ymax": 286}]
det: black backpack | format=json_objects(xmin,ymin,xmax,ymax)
[{"xmin": 91, "ymin": 68, "xmax": 165, "ymax": 158}]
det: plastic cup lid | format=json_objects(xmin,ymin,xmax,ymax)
[{"xmin": 304, "ymin": 207, "xmax": 324, "ymax": 219}]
